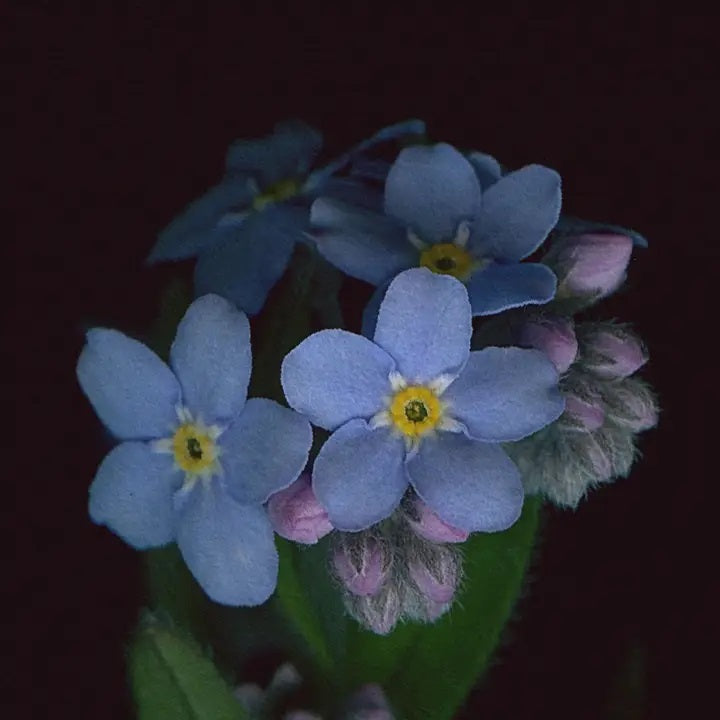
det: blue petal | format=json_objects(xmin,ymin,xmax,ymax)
[
  {"xmin": 443, "ymin": 348, "xmax": 565, "ymax": 442},
  {"xmin": 225, "ymin": 120, "xmax": 322, "ymax": 187},
  {"xmin": 465, "ymin": 262, "xmax": 557, "ymax": 316},
  {"xmin": 77, "ymin": 329, "xmax": 180, "ymax": 440},
  {"xmin": 169, "ymin": 295, "xmax": 251, "ymax": 424},
  {"xmin": 89, "ymin": 442, "xmax": 182, "ymax": 548},
  {"xmin": 312, "ymin": 419, "xmax": 407, "ymax": 531},
  {"xmin": 373, "ymin": 268, "xmax": 471, "ymax": 382},
  {"xmin": 194, "ymin": 206, "xmax": 302, "ymax": 315},
  {"xmin": 311, "ymin": 198, "xmax": 414, "ymax": 285},
  {"xmin": 552, "ymin": 215, "xmax": 648, "ymax": 248},
  {"xmin": 220, "ymin": 398, "xmax": 312, "ymax": 505},
  {"xmin": 360, "ymin": 281, "xmax": 390, "ymax": 339},
  {"xmin": 318, "ymin": 178, "xmax": 385, "ymax": 211},
  {"xmin": 384, "ymin": 143, "xmax": 482, "ymax": 243},
  {"xmin": 305, "ymin": 119, "xmax": 426, "ymax": 192},
  {"xmin": 175, "ymin": 479, "xmax": 279, "ymax": 606},
  {"xmin": 147, "ymin": 179, "xmax": 255, "ymax": 264},
  {"xmin": 407, "ymin": 434, "xmax": 524, "ymax": 532},
  {"xmin": 474, "ymin": 164, "xmax": 561, "ymax": 261},
  {"xmin": 281, "ymin": 329, "xmax": 394, "ymax": 431},
  {"xmin": 466, "ymin": 151, "xmax": 503, "ymax": 191}
]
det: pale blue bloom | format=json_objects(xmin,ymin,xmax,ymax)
[
  {"xmin": 147, "ymin": 120, "xmax": 425, "ymax": 315},
  {"xmin": 281, "ymin": 268, "xmax": 565, "ymax": 532},
  {"xmin": 77, "ymin": 295, "xmax": 312, "ymax": 606}
]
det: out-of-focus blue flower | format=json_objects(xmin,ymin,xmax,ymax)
[
  {"xmin": 311, "ymin": 143, "xmax": 562, "ymax": 318},
  {"xmin": 76, "ymin": 295, "xmax": 312, "ymax": 606},
  {"xmin": 147, "ymin": 120, "xmax": 425, "ymax": 315},
  {"xmin": 281, "ymin": 268, "xmax": 564, "ymax": 532}
]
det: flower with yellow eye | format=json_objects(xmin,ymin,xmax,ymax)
[
  {"xmin": 146, "ymin": 119, "xmax": 425, "ymax": 316},
  {"xmin": 281, "ymin": 268, "xmax": 565, "ymax": 533},
  {"xmin": 77, "ymin": 294, "xmax": 312, "ymax": 606},
  {"xmin": 311, "ymin": 142, "xmax": 562, "ymax": 319}
]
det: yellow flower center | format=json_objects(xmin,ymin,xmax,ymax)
[
  {"xmin": 171, "ymin": 422, "xmax": 219, "ymax": 475},
  {"xmin": 419, "ymin": 242, "xmax": 478, "ymax": 281},
  {"xmin": 252, "ymin": 177, "xmax": 302, "ymax": 211},
  {"xmin": 389, "ymin": 385, "xmax": 443, "ymax": 439}
]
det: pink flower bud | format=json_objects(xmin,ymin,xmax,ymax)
[
  {"xmin": 333, "ymin": 536, "xmax": 389, "ymax": 596},
  {"xmin": 563, "ymin": 394, "xmax": 606, "ymax": 431},
  {"xmin": 555, "ymin": 233, "xmax": 633, "ymax": 298},
  {"xmin": 267, "ymin": 474, "xmax": 333, "ymax": 545},
  {"xmin": 605, "ymin": 378, "xmax": 658, "ymax": 432},
  {"xmin": 584, "ymin": 434, "xmax": 613, "ymax": 480},
  {"xmin": 580, "ymin": 325, "xmax": 648, "ymax": 379},
  {"xmin": 406, "ymin": 497, "xmax": 469, "ymax": 543},
  {"xmin": 348, "ymin": 585, "xmax": 402, "ymax": 635},
  {"xmin": 344, "ymin": 684, "xmax": 394, "ymax": 720},
  {"xmin": 517, "ymin": 316, "xmax": 578, "ymax": 374},
  {"xmin": 409, "ymin": 547, "xmax": 459, "ymax": 605}
]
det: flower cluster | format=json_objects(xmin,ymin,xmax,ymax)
[{"xmin": 77, "ymin": 120, "xmax": 657, "ymax": 636}]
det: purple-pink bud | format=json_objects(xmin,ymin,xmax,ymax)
[
  {"xmin": 582, "ymin": 327, "xmax": 648, "ymax": 379},
  {"xmin": 343, "ymin": 684, "xmax": 394, "ymax": 720},
  {"xmin": 406, "ymin": 497, "xmax": 469, "ymax": 543},
  {"xmin": 607, "ymin": 380, "xmax": 659, "ymax": 432},
  {"xmin": 267, "ymin": 474, "xmax": 333, "ymax": 545},
  {"xmin": 333, "ymin": 536, "xmax": 389, "ymax": 596},
  {"xmin": 563, "ymin": 394, "xmax": 606, "ymax": 431},
  {"xmin": 350, "ymin": 585, "xmax": 402, "ymax": 635},
  {"xmin": 556, "ymin": 233, "xmax": 633, "ymax": 298},
  {"xmin": 517, "ymin": 316, "xmax": 578, "ymax": 374},
  {"xmin": 409, "ymin": 549, "xmax": 459, "ymax": 605}
]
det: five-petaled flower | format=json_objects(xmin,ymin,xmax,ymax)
[
  {"xmin": 146, "ymin": 120, "xmax": 425, "ymax": 315},
  {"xmin": 310, "ymin": 143, "xmax": 562, "ymax": 320},
  {"xmin": 76, "ymin": 294, "xmax": 312, "ymax": 605},
  {"xmin": 281, "ymin": 268, "xmax": 565, "ymax": 532}
]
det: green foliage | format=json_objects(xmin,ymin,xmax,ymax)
[{"xmin": 129, "ymin": 614, "xmax": 249, "ymax": 720}]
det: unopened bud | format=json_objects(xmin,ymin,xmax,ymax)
[
  {"xmin": 578, "ymin": 324, "xmax": 648, "ymax": 379},
  {"xmin": 408, "ymin": 547, "xmax": 459, "ymax": 605},
  {"xmin": 516, "ymin": 316, "xmax": 578, "ymax": 374},
  {"xmin": 405, "ymin": 496, "xmax": 469, "ymax": 543},
  {"xmin": 343, "ymin": 684, "xmax": 394, "ymax": 720},
  {"xmin": 563, "ymin": 393, "xmax": 606, "ymax": 432},
  {"xmin": 347, "ymin": 585, "xmax": 402, "ymax": 635},
  {"xmin": 602, "ymin": 378, "xmax": 659, "ymax": 432},
  {"xmin": 268, "ymin": 474, "xmax": 333, "ymax": 545},
  {"xmin": 332, "ymin": 535, "xmax": 390, "ymax": 596},
  {"xmin": 551, "ymin": 233, "xmax": 633, "ymax": 299}
]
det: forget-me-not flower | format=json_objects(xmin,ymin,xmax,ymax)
[
  {"xmin": 147, "ymin": 119, "xmax": 425, "ymax": 315},
  {"xmin": 311, "ymin": 142, "xmax": 562, "ymax": 317},
  {"xmin": 280, "ymin": 268, "xmax": 565, "ymax": 532},
  {"xmin": 77, "ymin": 295, "xmax": 312, "ymax": 605}
]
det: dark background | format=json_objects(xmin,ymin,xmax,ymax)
[{"xmin": 13, "ymin": 5, "xmax": 709, "ymax": 719}]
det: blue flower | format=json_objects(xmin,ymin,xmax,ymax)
[
  {"xmin": 311, "ymin": 142, "xmax": 562, "ymax": 318},
  {"xmin": 280, "ymin": 268, "xmax": 565, "ymax": 532},
  {"xmin": 147, "ymin": 120, "xmax": 425, "ymax": 315},
  {"xmin": 76, "ymin": 295, "xmax": 312, "ymax": 605}
]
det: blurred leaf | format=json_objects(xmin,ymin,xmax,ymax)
[{"xmin": 129, "ymin": 614, "xmax": 249, "ymax": 720}]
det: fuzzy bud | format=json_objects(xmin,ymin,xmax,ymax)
[
  {"xmin": 579, "ymin": 324, "xmax": 648, "ymax": 379},
  {"xmin": 332, "ymin": 535, "xmax": 390, "ymax": 597},
  {"xmin": 602, "ymin": 378, "xmax": 659, "ymax": 432},
  {"xmin": 552, "ymin": 233, "xmax": 633, "ymax": 299},
  {"xmin": 516, "ymin": 316, "xmax": 578, "ymax": 374},
  {"xmin": 342, "ymin": 684, "xmax": 394, "ymax": 720},
  {"xmin": 267, "ymin": 474, "xmax": 333, "ymax": 545},
  {"xmin": 409, "ymin": 547, "xmax": 459, "ymax": 605},
  {"xmin": 405, "ymin": 497, "xmax": 469, "ymax": 543},
  {"xmin": 347, "ymin": 585, "xmax": 402, "ymax": 635},
  {"xmin": 563, "ymin": 393, "xmax": 606, "ymax": 432}
]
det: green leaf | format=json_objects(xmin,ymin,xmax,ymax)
[
  {"xmin": 348, "ymin": 496, "xmax": 542, "ymax": 720},
  {"xmin": 129, "ymin": 615, "xmax": 249, "ymax": 720}
]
